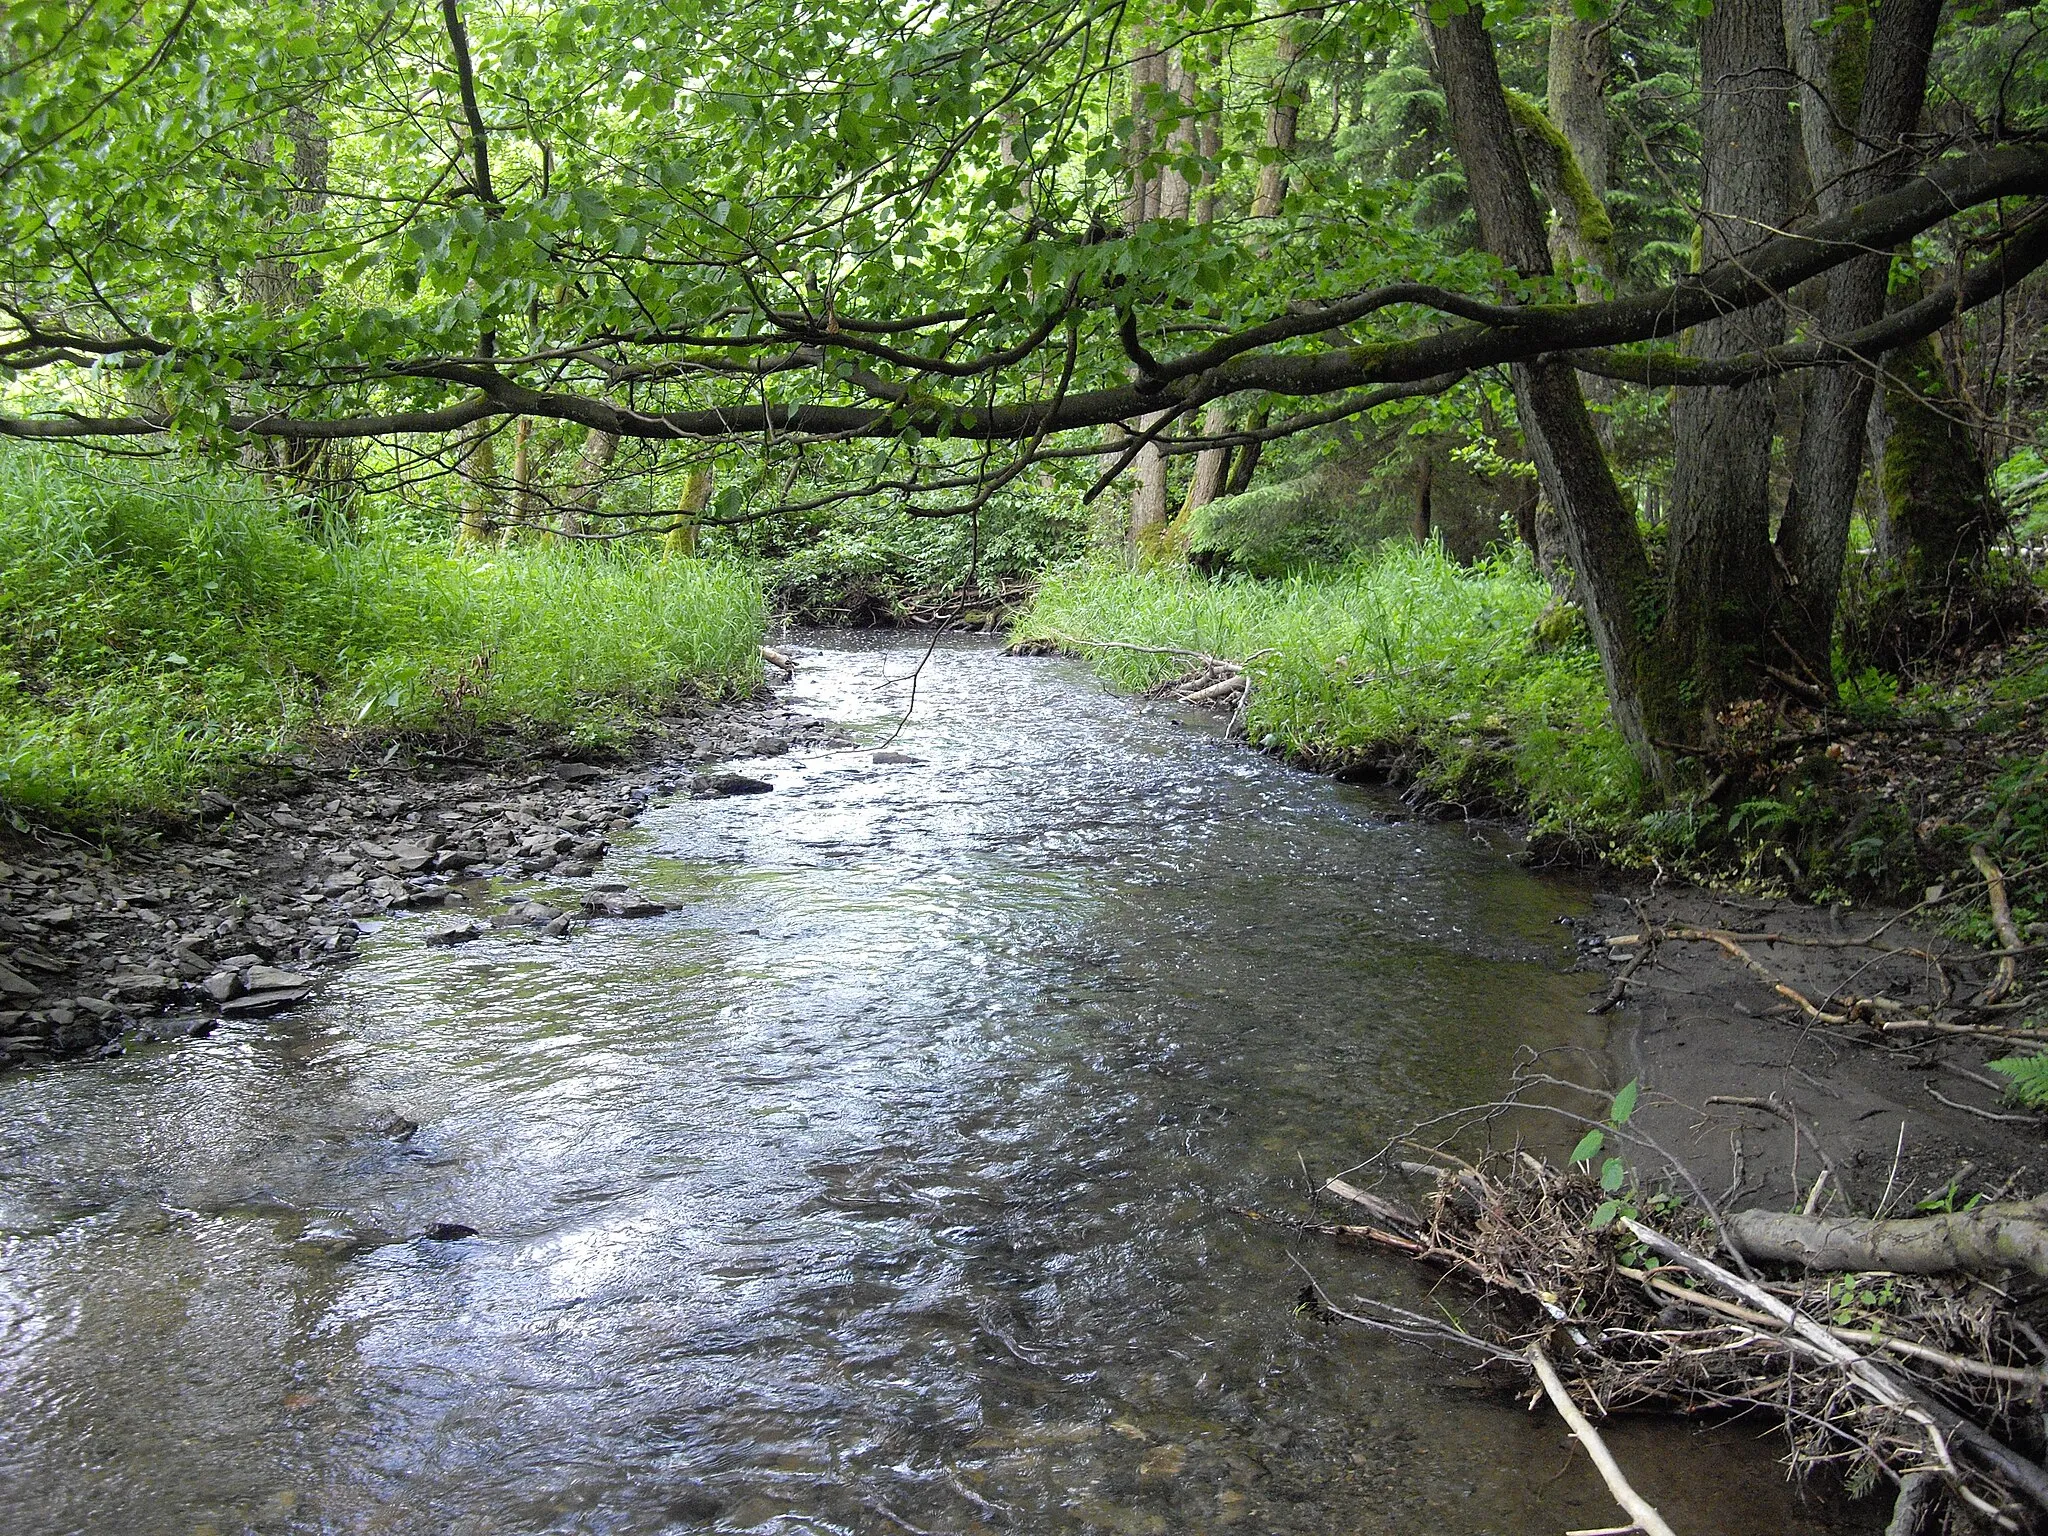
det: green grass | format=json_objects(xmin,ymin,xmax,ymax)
[
  {"xmin": 0, "ymin": 449, "xmax": 765, "ymax": 822},
  {"xmin": 1016, "ymin": 547, "xmax": 1646, "ymax": 830}
]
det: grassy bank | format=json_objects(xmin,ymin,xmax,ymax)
[
  {"xmin": 1015, "ymin": 550, "xmax": 2048, "ymax": 934},
  {"xmin": 0, "ymin": 451, "xmax": 765, "ymax": 823},
  {"xmin": 1017, "ymin": 548, "xmax": 1645, "ymax": 832}
]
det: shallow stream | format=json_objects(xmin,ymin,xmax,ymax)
[{"xmin": 1, "ymin": 636, "xmax": 1865, "ymax": 1534}]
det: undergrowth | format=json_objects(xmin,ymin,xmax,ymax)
[
  {"xmin": 0, "ymin": 449, "xmax": 764, "ymax": 822},
  {"xmin": 1015, "ymin": 547, "xmax": 1646, "ymax": 831}
]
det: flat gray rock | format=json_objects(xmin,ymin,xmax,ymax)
[
  {"xmin": 699, "ymin": 773, "xmax": 773, "ymax": 797},
  {"xmin": 219, "ymin": 989, "xmax": 309, "ymax": 1017},
  {"xmin": 244, "ymin": 966, "xmax": 313, "ymax": 994},
  {"xmin": 580, "ymin": 891, "xmax": 668, "ymax": 919}
]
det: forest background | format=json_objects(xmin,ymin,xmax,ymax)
[{"xmin": 4, "ymin": 0, "xmax": 2047, "ymax": 935}]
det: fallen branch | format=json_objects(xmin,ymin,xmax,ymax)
[
  {"xmin": 1971, "ymin": 846, "xmax": 2023, "ymax": 1005},
  {"xmin": 1626, "ymin": 1217, "xmax": 2048, "ymax": 1516},
  {"xmin": 1622, "ymin": 1264, "xmax": 2048, "ymax": 1387},
  {"xmin": 1526, "ymin": 1341, "xmax": 1681, "ymax": 1536},
  {"xmin": 1181, "ymin": 672, "xmax": 1247, "ymax": 705},
  {"xmin": 1722, "ymin": 1196, "xmax": 2048, "ymax": 1282}
]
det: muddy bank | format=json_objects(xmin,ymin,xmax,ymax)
[
  {"xmin": 0, "ymin": 693, "xmax": 853, "ymax": 1070},
  {"xmin": 1577, "ymin": 884, "xmax": 2045, "ymax": 1215}
]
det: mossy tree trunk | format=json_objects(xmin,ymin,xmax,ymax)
[
  {"xmin": 1663, "ymin": 0, "xmax": 1793, "ymax": 714},
  {"xmin": 1430, "ymin": 9, "xmax": 1690, "ymax": 780},
  {"xmin": 457, "ymin": 420, "xmax": 498, "ymax": 545},
  {"xmin": 1872, "ymin": 336, "xmax": 2003, "ymax": 585},
  {"xmin": 665, "ymin": 462, "xmax": 714, "ymax": 556},
  {"xmin": 1774, "ymin": 0, "xmax": 1944, "ymax": 685}
]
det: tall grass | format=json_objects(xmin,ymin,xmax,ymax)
[
  {"xmin": 1017, "ymin": 547, "xmax": 1646, "ymax": 829},
  {"xmin": 0, "ymin": 449, "xmax": 764, "ymax": 821}
]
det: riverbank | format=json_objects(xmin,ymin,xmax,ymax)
[
  {"xmin": 1014, "ymin": 553, "xmax": 2048, "ymax": 942},
  {"xmin": 0, "ymin": 448, "xmax": 765, "ymax": 824},
  {"xmin": 0, "ymin": 693, "xmax": 851, "ymax": 1069}
]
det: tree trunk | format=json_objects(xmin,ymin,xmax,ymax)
[
  {"xmin": 1124, "ymin": 32, "xmax": 1170, "ymax": 553},
  {"xmin": 1544, "ymin": 2, "xmax": 1617, "ymax": 443},
  {"xmin": 1253, "ymin": 15, "xmax": 1309, "ymax": 219},
  {"xmin": 1775, "ymin": 0, "xmax": 1945, "ymax": 681},
  {"xmin": 506, "ymin": 416, "xmax": 537, "ymax": 539},
  {"xmin": 666, "ymin": 461, "xmax": 714, "ymax": 555},
  {"xmin": 1185, "ymin": 403, "xmax": 1233, "ymax": 513},
  {"xmin": 1428, "ymin": 7, "xmax": 1684, "ymax": 779},
  {"xmin": 457, "ymin": 421, "xmax": 498, "ymax": 544},
  {"xmin": 1872, "ymin": 336, "xmax": 2002, "ymax": 582},
  {"xmin": 1663, "ymin": 0, "xmax": 1792, "ymax": 715},
  {"xmin": 1158, "ymin": 53, "xmax": 1196, "ymax": 221},
  {"xmin": 1223, "ymin": 413, "xmax": 1266, "ymax": 496},
  {"xmin": 1128, "ymin": 39, "xmax": 1165, "ymax": 228},
  {"xmin": 1128, "ymin": 412, "xmax": 1171, "ymax": 557},
  {"xmin": 558, "ymin": 426, "xmax": 617, "ymax": 539},
  {"xmin": 1726, "ymin": 1197, "xmax": 2048, "ymax": 1282}
]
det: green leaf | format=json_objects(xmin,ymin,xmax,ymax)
[
  {"xmin": 1570, "ymin": 1128, "xmax": 1604, "ymax": 1165},
  {"xmin": 1987, "ymin": 1055, "xmax": 2048, "ymax": 1107},
  {"xmin": 1609, "ymin": 1079, "xmax": 1639, "ymax": 1125},
  {"xmin": 1588, "ymin": 1199, "xmax": 1621, "ymax": 1229},
  {"xmin": 1600, "ymin": 1157, "xmax": 1625, "ymax": 1192}
]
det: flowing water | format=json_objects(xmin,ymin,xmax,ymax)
[{"xmin": 1, "ymin": 636, "xmax": 1868, "ymax": 1536}]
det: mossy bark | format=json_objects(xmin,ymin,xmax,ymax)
[
  {"xmin": 456, "ymin": 422, "xmax": 498, "ymax": 545},
  {"xmin": 665, "ymin": 463, "xmax": 714, "ymax": 556},
  {"xmin": 1873, "ymin": 337, "xmax": 2001, "ymax": 586}
]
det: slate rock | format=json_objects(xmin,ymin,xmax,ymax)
[
  {"xmin": 244, "ymin": 966, "xmax": 313, "ymax": 994},
  {"xmin": 422, "ymin": 1222, "xmax": 479, "ymax": 1241},
  {"xmin": 0, "ymin": 966, "xmax": 41, "ymax": 1001},
  {"xmin": 421, "ymin": 917, "xmax": 485, "ymax": 946},
  {"xmin": 700, "ymin": 773, "xmax": 773, "ymax": 797},
  {"xmin": 201, "ymin": 971, "xmax": 243, "ymax": 1003},
  {"xmin": 219, "ymin": 988, "xmax": 310, "ymax": 1017},
  {"xmin": 580, "ymin": 890, "xmax": 669, "ymax": 919},
  {"xmin": 872, "ymin": 750, "xmax": 923, "ymax": 765}
]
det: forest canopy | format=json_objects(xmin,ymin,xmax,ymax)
[{"xmin": 5, "ymin": 0, "xmax": 2048, "ymax": 779}]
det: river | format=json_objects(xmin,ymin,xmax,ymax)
[{"xmin": 0, "ymin": 635, "xmax": 1865, "ymax": 1534}]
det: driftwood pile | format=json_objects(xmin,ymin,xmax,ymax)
[{"xmin": 1296, "ymin": 1148, "xmax": 2048, "ymax": 1533}]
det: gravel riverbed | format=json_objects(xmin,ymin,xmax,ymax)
[{"xmin": 0, "ymin": 692, "xmax": 849, "ymax": 1071}]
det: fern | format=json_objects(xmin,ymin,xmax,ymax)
[{"xmin": 1986, "ymin": 1054, "xmax": 2048, "ymax": 1107}]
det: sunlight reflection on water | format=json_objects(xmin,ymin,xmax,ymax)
[{"xmin": 0, "ymin": 636, "xmax": 1871, "ymax": 1535}]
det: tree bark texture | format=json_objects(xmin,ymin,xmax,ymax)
[
  {"xmin": 1775, "ymin": 0, "xmax": 1943, "ymax": 680},
  {"xmin": 1664, "ymin": 0, "xmax": 1792, "ymax": 715},
  {"xmin": 1726, "ymin": 1198, "xmax": 2048, "ymax": 1282},
  {"xmin": 1871, "ymin": 335, "xmax": 2002, "ymax": 579},
  {"xmin": 457, "ymin": 421, "xmax": 498, "ymax": 543},
  {"xmin": 666, "ymin": 462, "xmax": 714, "ymax": 555},
  {"xmin": 1253, "ymin": 16, "xmax": 1308, "ymax": 219},
  {"xmin": 1429, "ymin": 7, "xmax": 1681, "ymax": 777},
  {"xmin": 558, "ymin": 425, "xmax": 618, "ymax": 538}
]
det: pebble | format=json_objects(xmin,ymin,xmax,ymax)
[{"xmin": 0, "ymin": 693, "xmax": 836, "ymax": 1070}]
